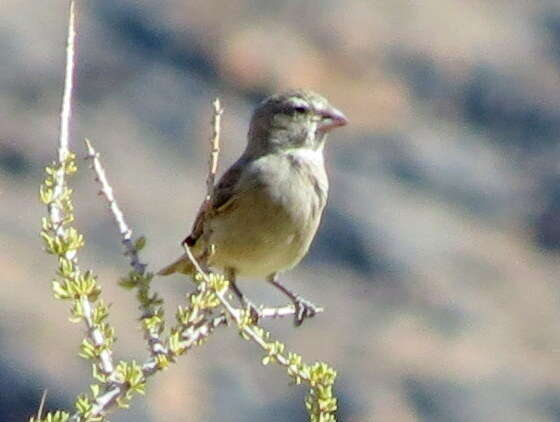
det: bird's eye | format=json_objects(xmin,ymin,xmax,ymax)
[{"xmin": 281, "ymin": 104, "xmax": 308, "ymax": 117}]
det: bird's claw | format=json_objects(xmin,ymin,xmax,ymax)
[{"xmin": 294, "ymin": 297, "xmax": 319, "ymax": 326}]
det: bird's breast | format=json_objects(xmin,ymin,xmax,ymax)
[{"xmin": 207, "ymin": 151, "xmax": 328, "ymax": 277}]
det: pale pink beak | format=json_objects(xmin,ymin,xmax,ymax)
[{"xmin": 318, "ymin": 106, "xmax": 348, "ymax": 132}]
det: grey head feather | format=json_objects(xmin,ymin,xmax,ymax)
[{"xmin": 245, "ymin": 89, "xmax": 347, "ymax": 157}]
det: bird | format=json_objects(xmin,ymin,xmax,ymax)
[{"xmin": 158, "ymin": 89, "xmax": 348, "ymax": 326}]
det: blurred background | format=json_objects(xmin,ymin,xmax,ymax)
[{"xmin": 2, "ymin": 0, "xmax": 560, "ymax": 420}]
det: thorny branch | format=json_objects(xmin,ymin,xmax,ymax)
[
  {"xmin": 206, "ymin": 98, "xmax": 223, "ymax": 203},
  {"xmin": 84, "ymin": 139, "xmax": 146, "ymax": 275},
  {"xmin": 48, "ymin": 0, "xmax": 116, "ymax": 378},
  {"xmin": 83, "ymin": 138, "xmax": 229, "ymax": 418},
  {"xmin": 83, "ymin": 141, "xmax": 156, "ymax": 329}
]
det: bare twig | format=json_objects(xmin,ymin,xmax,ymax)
[
  {"xmin": 84, "ymin": 138, "xmax": 166, "ymax": 353},
  {"xmin": 84, "ymin": 139, "xmax": 146, "ymax": 275},
  {"xmin": 191, "ymin": 98, "xmax": 224, "ymax": 235},
  {"xmin": 259, "ymin": 304, "xmax": 322, "ymax": 319},
  {"xmin": 36, "ymin": 389, "xmax": 48, "ymax": 421},
  {"xmin": 48, "ymin": 0, "xmax": 76, "ymax": 241},
  {"xmin": 57, "ymin": 0, "xmax": 75, "ymax": 163},
  {"xmin": 206, "ymin": 98, "xmax": 223, "ymax": 203}
]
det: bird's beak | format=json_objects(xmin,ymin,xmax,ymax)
[{"xmin": 317, "ymin": 106, "xmax": 348, "ymax": 132}]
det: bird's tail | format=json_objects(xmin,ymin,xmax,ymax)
[{"xmin": 157, "ymin": 254, "xmax": 195, "ymax": 276}]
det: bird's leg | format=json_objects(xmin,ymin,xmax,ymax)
[
  {"xmin": 225, "ymin": 267, "xmax": 259, "ymax": 323},
  {"xmin": 267, "ymin": 273, "xmax": 320, "ymax": 326}
]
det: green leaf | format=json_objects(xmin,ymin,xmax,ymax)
[
  {"xmin": 74, "ymin": 394, "xmax": 92, "ymax": 415},
  {"xmin": 134, "ymin": 236, "xmax": 146, "ymax": 251},
  {"xmin": 90, "ymin": 384, "xmax": 100, "ymax": 398}
]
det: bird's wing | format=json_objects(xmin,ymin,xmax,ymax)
[
  {"xmin": 212, "ymin": 164, "xmax": 244, "ymax": 211},
  {"xmin": 159, "ymin": 162, "xmax": 245, "ymax": 276},
  {"xmin": 186, "ymin": 163, "xmax": 244, "ymax": 246}
]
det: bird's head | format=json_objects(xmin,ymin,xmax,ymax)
[{"xmin": 246, "ymin": 89, "xmax": 348, "ymax": 156}]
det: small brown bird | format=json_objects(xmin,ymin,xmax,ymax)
[{"xmin": 159, "ymin": 89, "xmax": 348, "ymax": 325}]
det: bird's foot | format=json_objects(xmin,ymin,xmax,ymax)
[{"xmin": 293, "ymin": 297, "xmax": 320, "ymax": 327}]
